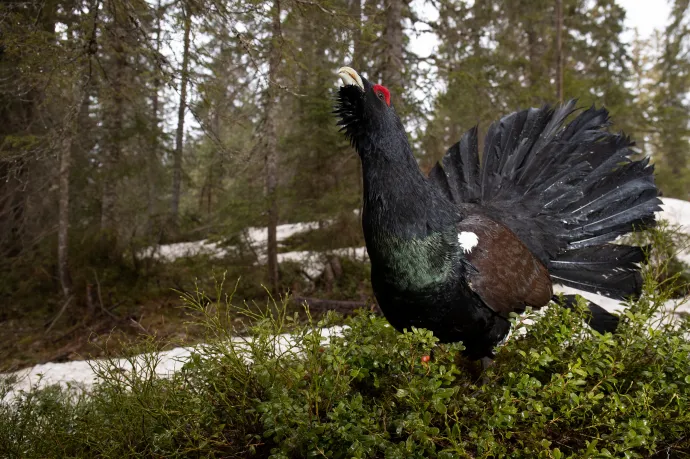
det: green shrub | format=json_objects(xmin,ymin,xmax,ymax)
[{"xmin": 1, "ymin": 273, "xmax": 690, "ymax": 458}]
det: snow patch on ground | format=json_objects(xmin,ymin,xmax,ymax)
[
  {"xmin": 2, "ymin": 327, "xmax": 346, "ymax": 404},
  {"xmin": 269, "ymin": 247, "xmax": 369, "ymax": 279},
  {"xmin": 657, "ymin": 197, "xmax": 690, "ymax": 264},
  {"xmin": 142, "ymin": 221, "xmax": 324, "ymax": 262},
  {"xmin": 2, "ymin": 346, "xmax": 195, "ymax": 403},
  {"xmin": 659, "ymin": 197, "xmax": 690, "ymax": 231},
  {"xmin": 553, "ymin": 285, "xmax": 690, "ymax": 315},
  {"xmin": 140, "ymin": 240, "xmax": 230, "ymax": 262},
  {"xmin": 244, "ymin": 221, "xmax": 324, "ymax": 252}
]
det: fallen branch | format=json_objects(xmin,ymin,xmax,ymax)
[
  {"xmin": 50, "ymin": 317, "xmax": 90, "ymax": 344},
  {"xmin": 44, "ymin": 339, "xmax": 83, "ymax": 363}
]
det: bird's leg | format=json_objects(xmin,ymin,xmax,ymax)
[
  {"xmin": 478, "ymin": 357, "xmax": 493, "ymax": 387},
  {"xmin": 467, "ymin": 357, "xmax": 494, "ymax": 397},
  {"xmin": 480, "ymin": 357, "xmax": 494, "ymax": 371}
]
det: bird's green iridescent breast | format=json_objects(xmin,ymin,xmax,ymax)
[{"xmin": 370, "ymin": 230, "xmax": 458, "ymax": 291}]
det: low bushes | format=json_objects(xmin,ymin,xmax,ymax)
[{"xmin": 2, "ymin": 273, "xmax": 689, "ymax": 458}]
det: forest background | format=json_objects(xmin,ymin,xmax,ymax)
[{"xmin": 2, "ymin": 0, "xmax": 689, "ymax": 369}]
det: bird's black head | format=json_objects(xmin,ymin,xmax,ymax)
[{"xmin": 335, "ymin": 67, "xmax": 407, "ymax": 160}]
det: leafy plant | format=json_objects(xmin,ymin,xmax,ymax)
[{"xmin": 1, "ymin": 264, "xmax": 689, "ymax": 458}]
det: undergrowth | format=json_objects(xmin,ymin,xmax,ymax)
[{"xmin": 1, "ymin": 230, "xmax": 690, "ymax": 458}]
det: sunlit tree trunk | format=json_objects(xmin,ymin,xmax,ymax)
[
  {"xmin": 264, "ymin": 0, "xmax": 282, "ymax": 294},
  {"xmin": 352, "ymin": 0, "xmax": 362, "ymax": 69},
  {"xmin": 147, "ymin": 0, "xmax": 163, "ymax": 239},
  {"xmin": 208, "ymin": 107, "xmax": 219, "ymax": 215},
  {"xmin": 351, "ymin": 0, "xmax": 364, "ymax": 217},
  {"xmin": 171, "ymin": 1, "xmax": 192, "ymax": 228},
  {"xmin": 383, "ymin": 0, "xmax": 404, "ymax": 101}
]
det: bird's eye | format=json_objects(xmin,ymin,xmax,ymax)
[{"xmin": 372, "ymin": 84, "xmax": 391, "ymax": 106}]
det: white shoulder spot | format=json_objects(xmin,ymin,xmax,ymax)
[{"xmin": 458, "ymin": 231, "xmax": 479, "ymax": 254}]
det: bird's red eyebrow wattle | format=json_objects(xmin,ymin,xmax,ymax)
[{"xmin": 372, "ymin": 84, "xmax": 391, "ymax": 106}]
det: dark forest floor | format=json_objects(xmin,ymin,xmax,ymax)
[
  {"xmin": 0, "ymin": 256, "xmax": 374, "ymax": 372},
  {"xmin": 0, "ymin": 293, "xmax": 206, "ymax": 373}
]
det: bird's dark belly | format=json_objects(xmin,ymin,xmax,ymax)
[{"xmin": 372, "ymin": 276, "xmax": 510, "ymax": 359}]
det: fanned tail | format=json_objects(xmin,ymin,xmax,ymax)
[{"xmin": 429, "ymin": 99, "xmax": 662, "ymax": 300}]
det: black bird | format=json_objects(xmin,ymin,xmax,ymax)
[{"xmin": 334, "ymin": 66, "xmax": 661, "ymax": 364}]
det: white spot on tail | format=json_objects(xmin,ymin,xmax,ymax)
[{"xmin": 458, "ymin": 231, "xmax": 479, "ymax": 253}]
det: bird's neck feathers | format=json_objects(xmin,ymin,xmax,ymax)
[
  {"xmin": 356, "ymin": 117, "xmax": 462, "ymax": 292},
  {"xmin": 360, "ymin": 151, "xmax": 461, "ymax": 291},
  {"xmin": 358, "ymin": 129, "xmax": 456, "ymax": 241}
]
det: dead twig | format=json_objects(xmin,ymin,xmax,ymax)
[
  {"xmin": 45, "ymin": 295, "xmax": 73, "ymax": 335},
  {"xmin": 91, "ymin": 269, "xmax": 121, "ymax": 321},
  {"xmin": 129, "ymin": 313, "xmax": 151, "ymax": 336}
]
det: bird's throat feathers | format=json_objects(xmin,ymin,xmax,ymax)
[
  {"xmin": 358, "ymin": 122, "xmax": 463, "ymax": 293},
  {"xmin": 336, "ymin": 74, "xmax": 460, "ymax": 271},
  {"xmin": 360, "ymin": 141, "xmax": 457, "ymax": 240}
]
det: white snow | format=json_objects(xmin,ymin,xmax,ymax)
[
  {"xmin": 243, "ymin": 221, "xmax": 324, "ymax": 253},
  {"xmin": 659, "ymin": 197, "xmax": 690, "ymax": 231},
  {"xmin": 2, "ymin": 345, "xmax": 196, "ymax": 403},
  {"xmin": 656, "ymin": 197, "xmax": 690, "ymax": 265},
  {"xmin": 2, "ymin": 326, "xmax": 346, "ymax": 404},
  {"xmin": 140, "ymin": 240, "xmax": 231, "ymax": 262},
  {"xmin": 271, "ymin": 247, "xmax": 369, "ymax": 279},
  {"xmin": 142, "ymin": 221, "xmax": 324, "ymax": 262},
  {"xmin": 3, "ymin": 198, "xmax": 690, "ymax": 404},
  {"xmin": 553, "ymin": 284, "xmax": 690, "ymax": 317}
]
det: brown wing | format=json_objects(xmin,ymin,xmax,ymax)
[{"xmin": 458, "ymin": 214, "xmax": 552, "ymax": 317}]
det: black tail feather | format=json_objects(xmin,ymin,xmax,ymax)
[
  {"xmin": 554, "ymin": 294, "xmax": 620, "ymax": 334},
  {"xmin": 430, "ymin": 126, "xmax": 480, "ymax": 204},
  {"xmin": 551, "ymin": 245, "xmax": 647, "ymax": 270},
  {"xmin": 428, "ymin": 99, "xmax": 661, "ymax": 302},
  {"xmin": 551, "ymin": 270, "xmax": 643, "ymax": 300}
]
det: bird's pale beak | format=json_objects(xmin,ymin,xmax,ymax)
[{"xmin": 337, "ymin": 66, "xmax": 364, "ymax": 90}]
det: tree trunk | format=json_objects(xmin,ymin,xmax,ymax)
[
  {"xmin": 170, "ymin": 2, "xmax": 192, "ymax": 227},
  {"xmin": 352, "ymin": 0, "xmax": 362, "ymax": 69},
  {"xmin": 57, "ymin": 135, "xmax": 72, "ymax": 297},
  {"xmin": 101, "ymin": 0, "xmax": 126, "ymax": 239},
  {"xmin": 526, "ymin": 25, "xmax": 538, "ymax": 89},
  {"xmin": 555, "ymin": 0, "xmax": 564, "ymax": 103},
  {"xmin": 208, "ymin": 106, "xmax": 220, "ymax": 215},
  {"xmin": 383, "ymin": 0, "xmax": 404, "ymax": 100},
  {"xmin": 264, "ymin": 0, "xmax": 282, "ymax": 294},
  {"xmin": 147, "ymin": 0, "xmax": 163, "ymax": 239},
  {"xmin": 351, "ymin": 0, "xmax": 364, "ymax": 218},
  {"xmin": 59, "ymin": 1, "xmax": 95, "ymax": 297},
  {"xmin": 58, "ymin": 78, "xmax": 89, "ymax": 298}
]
